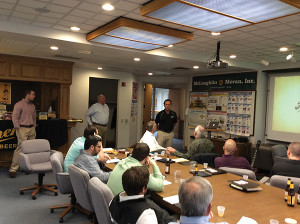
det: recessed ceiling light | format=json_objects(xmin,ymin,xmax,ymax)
[
  {"xmin": 71, "ymin": 26, "xmax": 80, "ymax": 31},
  {"xmin": 134, "ymin": 58, "xmax": 140, "ymax": 61},
  {"xmin": 230, "ymin": 55, "xmax": 237, "ymax": 59},
  {"xmin": 50, "ymin": 46, "xmax": 58, "ymax": 50},
  {"xmin": 102, "ymin": 3, "xmax": 114, "ymax": 11},
  {"xmin": 78, "ymin": 50, "xmax": 92, "ymax": 55},
  {"xmin": 168, "ymin": 44, "xmax": 173, "ymax": 48},
  {"xmin": 279, "ymin": 47, "xmax": 288, "ymax": 52},
  {"xmin": 211, "ymin": 32, "xmax": 220, "ymax": 36},
  {"xmin": 193, "ymin": 66, "xmax": 199, "ymax": 69},
  {"xmin": 97, "ymin": 67, "xmax": 103, "ymax": 70},
  {"xmin": 148, "ymin": 72, "xmax": 153, "ymax": 75}
]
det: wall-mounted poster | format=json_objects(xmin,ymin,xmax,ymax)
[
  {"xmin": 189, "ymin": 92, "xmax": 208, "ymax": 109},
  {"xmin": 0, "ymin": 82, "xmax": 11, "ymax": 104},
  {"xmin": 189, "ymin": 110, "xmax": 206, "ymax": 127}
]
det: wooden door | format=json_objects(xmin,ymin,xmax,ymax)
[
  {"xmin": 169, "ymin": 89, "xmax": 180, "ymax": 138},
  {"xmin": 143, "ymin": 84, "xmax": 152, "ymax": 133}
]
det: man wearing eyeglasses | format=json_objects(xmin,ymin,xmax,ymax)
[{"xmin": 74, "ymin": 135, "xmax": 111, "ymax": 183}]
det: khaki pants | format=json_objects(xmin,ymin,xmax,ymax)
[
  {"xmin": 157, "ymin": 130, "xmax": 174, "ymax": 148},
  {"xmin": 10, "ymin": 127, "xmax": 36, "ymax": 172},
  {"xmin": 94, "ymin": 124, "xmax": 107, "ymax": 148}
]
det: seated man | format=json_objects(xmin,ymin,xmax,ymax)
[
  {"xmin": 109, "ymin": 166, "xmax": 176, "ymax": 224},
  {"xmin": 166, "ymin": 125, "xmax": 214, "ymax": 160},
  {"xmin": 74, "ymin": 135, "xmax": 111, "ymax": 183},
  {"xmin": 214, "ymin": 139, "xmax": 253, "ymax": 170},
  {"xmin": 64, "ymin": 125, "xmax": 110, "ymax": 172},
  {"xmin": 139, "ymin": 121, "xmax": 165, "ymax": 152},
  {"xmin": 176, "ymin": 176, "xmax": 213, "ymax": 224},
  {"xmin": 270, "ymin": 142, "xmax": 300, "ymax": 178},
  {"xmin": 107, "ymin": 143, "xmax": 164, "ymax": 196}
]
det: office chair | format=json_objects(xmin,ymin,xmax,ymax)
[
  {"xmin": 190, "ymin": 153, "xmax": 220, "ymax": 168},
  {"xmin": 219, "ymin": 167, "xmax": 257, "ymax": 181},
  {"xmin": 270, "ymin": 175, "xmax": 300, "ymax": 192},
  {"xmin": 49, "ymin": 151, "xmax": 91, "ymax": 223},
  {"xmin": 68, "ymin": 164, "xmax": 96, "ymax": 223},
  {"xmin": 19, "ymin": 139, "xmax": 58, "ymax": 200},
  {"xmin": 88, "ymin": 177, "xmax": 113, "ymax": 224}
]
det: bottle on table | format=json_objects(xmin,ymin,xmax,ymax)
[
  {"xmin": 287, "ymin": 181, "xmax": 295, "ymax": 207},
  {"xmin": 165, "ymin": 156, "xmax": 170, "ymax": 174},
  {"xmin": 297, "ymin": 184, "xmax": 300, "ymax": 205},
  {"xmin": 193, "ymin": 165, "xmax": 198, "ymax": 176},
  {"xmin": 285, "ymin": 178, "xmax": 291, "ymax": 201}
]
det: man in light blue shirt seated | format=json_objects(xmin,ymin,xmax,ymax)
[
  {"xmin": 64, "ymin": 125, "xmax": 110, "ymax": 172},
  {"xmin": 176, "ymin": 176, "xmax": 214, "ymax": 224}
]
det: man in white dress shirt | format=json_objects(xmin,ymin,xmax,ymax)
[
  {"xmin": 85, "ymin": 94, "xmax": 109, "ymax": 147},
  {"xmin": 139, "ymin": 121, "xmax": 165, "ymax": 152}
]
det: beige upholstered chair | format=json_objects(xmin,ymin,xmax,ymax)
[
  {"xmin": 19, "ymin": 139, "xmax": 58, "ymax": 200},
  {"xmin": 219, "ymin": 167, "xmax": 257, "ymax": 181},
  {"xmin": 270, "ymin": 175, "xmax": 300, "ymax": 192},
  {"xmin": 88, "ymin": 177, "xmax": 113, "ymax": 224}
]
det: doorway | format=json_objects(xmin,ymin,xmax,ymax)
[{"xmin": 89, "ymin": 77, "xmax": 118, "ymax": 147}]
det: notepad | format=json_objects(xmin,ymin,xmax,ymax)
[
  {"xmin": 163, "ymin": 195, "xmax": 179, "ymax": 204},
  {"xmin": 230, "ymin": 179, "xmax": 262, "ymax": 192}
]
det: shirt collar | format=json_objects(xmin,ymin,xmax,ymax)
[
  {"xmin": 179, "ymin": 215, "xmax": 210, "ymax": 224},
  {"xmin": 119, "ymin": 191, "xmax": 144, "ymax": 202}
]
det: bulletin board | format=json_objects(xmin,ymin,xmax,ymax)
[{"xmin": 190, "ymin": 72, "xmax": 257, "ymax": 136}]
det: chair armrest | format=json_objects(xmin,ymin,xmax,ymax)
[
  {"xmin": 57, "ymin": 172, "xmax": 73, "ymax": 194},
  {"xmin": 19, "ymin": 152, "xmax": 31, "ymax": 172},
  {"xmin": 50, "ymin": 150, "xmax": 58, "ymax": 155}
]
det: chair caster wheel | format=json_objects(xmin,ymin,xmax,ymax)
[
  {"xmin": 20, "ymin": 191, "xmax": 24, "ymax": 195},
  {"xmin": 50, "ymin": 209, "xmax": 54, "ymax": 213},
  {"xmin": 54, "ymin": 192, "xmax": 58, "ymax": 196},
  {"xmin": 32, "ymin": 195, "xmax": 36, "ymax": 200},
  {"xmin": 59, "ymin": 218, "xmax": 63, "ymax": 223},
  {"xmin": 54, "ymin": 186, "xmax": 58, "ymax": 189}
]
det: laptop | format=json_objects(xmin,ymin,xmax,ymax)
[{"xmin": 207, "ymin": 121, "xmax": 219, "ymax": 129}]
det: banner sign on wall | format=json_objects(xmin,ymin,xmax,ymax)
[
  {"xmin": 192, "ymin": 72, "xmax": 257, "ymax": 92},
  {"xmin": 0, "ymin": 121, "xmax": 17, "ymax": 151}
]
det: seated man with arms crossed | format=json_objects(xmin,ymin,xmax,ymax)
[
  {"xmin": 270, "ymin": 142, "xmax": 300, "ymax": 178},
  {"xmin": 107, "ymin": 143, "xmax": 164, "ymax": 196},
  {"xmin": 139, "ymin": 121, "xmax": 165, "ymax": 152},
  {"xmin": 172, "ymin": 176, "xmax": 213, "ymax": 224},
  {"xmin": 166, "ymin": 125, "xmax": 214, "ymax": 160},
  {"xmin": 74, "ymin": 135, "xmax": 111, "ymax": 183},
  {"xmin": 109, "ymin": 166, "xmax": 176, "ymax": 224},
  {"xmin": 64, "ymin": 125, "xmax": 110, "ymax": 172},
  {"xmin": 214, "ymin": 139, "xmax": 253, "ymax": 170}
]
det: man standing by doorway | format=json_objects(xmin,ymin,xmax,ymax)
[
  {"xmin": 9, "ymin": 89, "xmax": 36, "ymax": 178},
  {"xmin": 155, "ymin": 99, "xmax": 177, "ymax": 148},
  {"xmin": 85, "ymin": 94, "xmax": 109, "ymax": 147}
]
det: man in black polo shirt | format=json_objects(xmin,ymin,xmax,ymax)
[{"xmin": 155, "ymin": 99, "xmax": 177, "ymax": 148}]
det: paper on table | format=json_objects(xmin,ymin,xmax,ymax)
[
  {"xmin": 153, "ymin": 156, "xmax": 162, "ymax": 161},
  {"xmin": 163, "ymin": 195, "xmax": 179, "ymax": 204},
  {"xmin": 172, "ymin": 158, "xmax": 189, "ymax": 163},
  {"xmin": 163, "ymin": 179, "xmax": 172, "ymax": 185},
  {"xmin": 103, "ymin": 148, "xmax": 114, "ymax": 153},
  {"xmin": 106, "ymin": 158, "xmax": 120, "ymax": 163},
  {"xmin": 237, "ymin": 216, "xmax": 258, "ymax": 224}
]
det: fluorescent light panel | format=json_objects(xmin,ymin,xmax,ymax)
[
  {"xmin": 87, "ymin": 17, "xmax": 193, "ymax": 51},
  {"xmin": 141, "ymin": 0, "xmax": 300, "ymax": 32}
]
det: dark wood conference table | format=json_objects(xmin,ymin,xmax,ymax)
[{"xmin": 106, "ymin": 151, "xmax": 300, "ymax": 223}]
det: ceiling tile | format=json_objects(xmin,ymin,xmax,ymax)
[
  {"xmin": 0, "ymin": 9, "xmax": 10, "ymax": 16},
  {"xmin": 12, "ymin": 11, "xmax": 36, "ymax": 20},
  {"xmin": 36, "ymin": 15, "xmax": 58, "ymax": 24},
  {"xmin": 267, "ymin": 24, "xmax": 294, "ymax": 32},
  {"xmin": 77, "ymin": 2, "xmax": 101, "ymax": 13},
  {"xmin": 18, "ymin": 0, "xmax": 45, "ymax": 8},
  {"xmin": 51, "ymin": 0, "xmax": 81, "ymax": 8},
  {"xmin": 115, "ymin": 1, "xmax": 141, "ymax": 11},
  {"xmin": 63, "ymin": 15, "xmax": 87, "ymax": 23},
  {"xmin": 47, "ymin": 3, "xmax": 72, "ymax": 14},
  {"xmin": 70, "ymin": 9, "xmax": 96, "ymax": 19},
  {"xmin": 32, "ymin": 21, "xmax": 53, "ymax": 28},
  {"xmin": 0, "ymin": 2, "xmax": 15, "ymax": 10},
  {"xmin": 41, "ymin": 11, "xmax": 65, "ymax": 19}
]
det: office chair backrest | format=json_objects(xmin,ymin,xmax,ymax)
[
  {"xmin": 21, "ymin": 139, "xmax": 51, "ymax": 164},
  {"xmin": 270, "ymin": 175, "xmax": 300, "ymax": 192},
  {"xmin": 219, "ymin": 167, "xmax": 257, "ymax": 181},
  {"xmin": 50, "ymin": 151, "xmax": 73, "ymax": 194},
  {"xmin": 68, "ymin": 164, "xmax": 93, "ymax": 212},
  {"xmin": 190, "ymin": 153, "xmax": 219, "ymax": 168},
  {"xmin": 89, "ymin": 177, "xmax": 114, "ymax": 224}
]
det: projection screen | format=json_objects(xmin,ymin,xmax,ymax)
[{"xmin": 266, "ymin": 73, "xmax": 300, "ymax": 142}]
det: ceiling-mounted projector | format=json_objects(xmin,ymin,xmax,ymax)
[{"xmin": 207, "ymin": 41, "xmax": 228, "ymax": 69}]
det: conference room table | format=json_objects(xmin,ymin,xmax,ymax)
[{"xmin": 106, "ymin": 150, "xmax": 299, "ymax": 223}]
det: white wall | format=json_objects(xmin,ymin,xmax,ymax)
[{"xmin": 70, "ymin": 67, "xmax": 138, "ymax": 148}]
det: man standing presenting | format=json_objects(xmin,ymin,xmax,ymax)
[
  {"xmin": 85, "ymin": 94, "xmax": 109, "ymax": 147},
  {"xmin": 155, "ymin": 99, "xmax": 177, "ymax": 148},
  {"xmin": 166, "ymin": 125, "xmax": 214, "ymax": 159},
  {"xmin": 9, "ymin": 89, "xmax": 36, "ymax": 178}
]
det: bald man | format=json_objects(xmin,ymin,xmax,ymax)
[
  {"xmin": 166, "ymin": 125, "xmax": 214, "ymax": 160},
  {"xmin": 214, "ymin": 139, "xmax": 253, "ymax": 170},
  {"xmin": 270, "ymin": 142, "xmax": 300, "ymax": 178}
]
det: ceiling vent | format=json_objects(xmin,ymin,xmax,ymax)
[{"xmin": 172, "ymin": 67, "xmax": 190, "ymax": 70}]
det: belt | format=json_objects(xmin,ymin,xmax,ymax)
[
  {"xmin": 93, "ymin": 123, "xmax": 107, "ymax": 127},
  {"xmin": 20, "ymin": 124, "xmax": 34, "ymax": 128},
  {"xmin": 159, "ymin": 130, "xmax": 172, "ymax": 133}
]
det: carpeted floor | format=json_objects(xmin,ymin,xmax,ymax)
[{"xmin": 0, "ymin": 168, "xmax": 89, "ymax": 224}]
